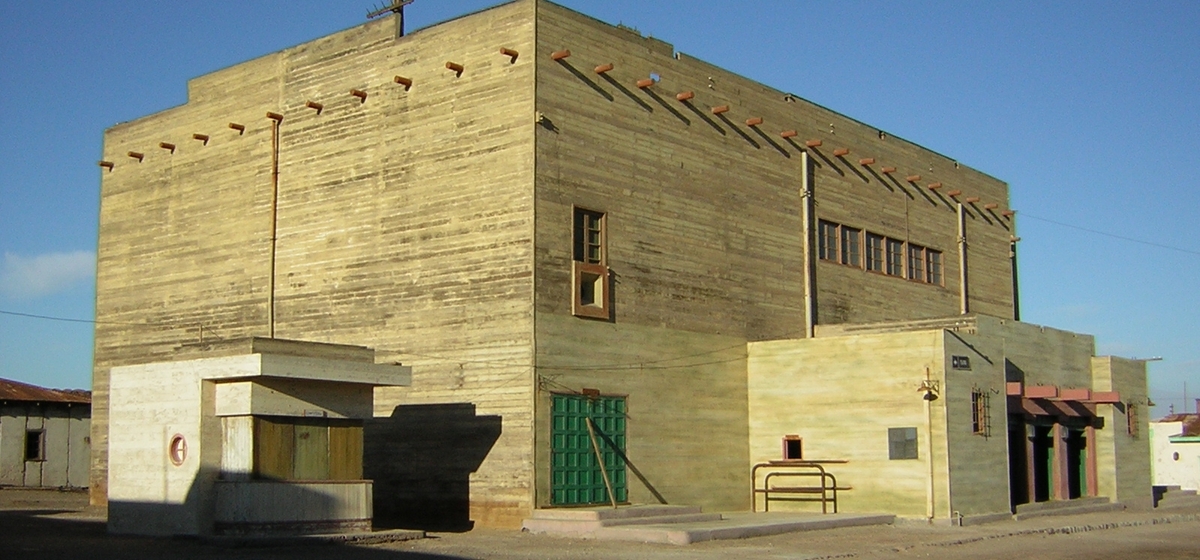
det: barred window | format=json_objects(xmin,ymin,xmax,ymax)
[{"xmin": 971, "ymin": 390, "xmax": 991, "ymax": 436}]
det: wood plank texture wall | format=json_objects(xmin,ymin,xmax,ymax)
[{"xmin": 94, "ymin": 2, "xmax": 538, "ymax": 527}]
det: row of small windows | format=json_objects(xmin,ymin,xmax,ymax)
[{"xmin": 818, "ymin": 220, "xmax": 943, "ymax": 286}]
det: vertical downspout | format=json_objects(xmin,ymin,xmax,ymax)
[
  {"xmin": 530, "ymin": 0, "xmax": 541, "ymax": 512},
  {"xmin": 1010, "ymin": 233, "xmax": 1020, "ymax": 321},
  {"xmin": 801, "ymin": 151, "xmax": 816, "ymax": 338},
  {"xmin": 925, "ymin": 367, "xmax": 937, "ymax": 522},
  {"xmin": 957, "ymin": 202, "xmax": 968, "ymax": 315},
  {"xmin": 268, "ymin": 116, "xmax": 281, "ymax": 338}
]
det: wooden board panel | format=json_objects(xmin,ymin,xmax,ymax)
[
  {"xmin": 254, "ymin": 417, "xmax": 295, "ymax": 481},
  {"xmin": 329, "ymin": 423, "xmax": 364, "ymax": 480},
  {"xmin": 293, "ymin": 421, "xmax": 330, "ymax": 480}
]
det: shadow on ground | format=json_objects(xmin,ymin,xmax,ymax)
[{"xmin": 0, "ymin": 509, "xmax": 468, "ymax": 560}]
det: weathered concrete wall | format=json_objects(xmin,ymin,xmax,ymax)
[
  {"xmin": 533, "ymin": 314, "xmax": 750, "ymax": 511},
  {"xmin": 747, "ymin": 331, "xmax": 951, "ymax": 519},
  {"xmin": 0, "ymin": 404, "xmax": 90, "ymax": 488},
  {"xmin": 1092, "ymin": 356, "xmax": 1152, "ymax": 509},
  {"xmin": 95, "ymin": 1, "xmax": 538, "ymax": 528},
  {"xmin": 941, "ymin": 329, "xmax": 1011, "ymax": 520},
  {"xmin": 1150, "ymin": 421, "xmax": 1200, "ymax": 491},
  {"xmin": 533, "ymin": 2, "xmax": 1014, "ymax": 338}
]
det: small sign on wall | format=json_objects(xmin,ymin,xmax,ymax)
[{"xmin": 951, "ymin": 355, "xmax": 971, "ymax": 370}]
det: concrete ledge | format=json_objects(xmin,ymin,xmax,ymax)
[{"xmin": 204, "ymin": 528, "xmax": 425, "ymax": 548}]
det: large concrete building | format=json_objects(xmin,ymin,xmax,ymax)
[{"xmin": 92, "ymin": 0, "xmax": 1152, "ymax": 531}]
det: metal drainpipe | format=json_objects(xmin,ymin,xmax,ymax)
[
  {"xmin": 925, "ymin": 372, "xmax": 936, "ymax": 522},
  {"xmin": 1010, "ymin": 237, "xmax": 1020, "ymax": 321},
  {"xmin": 801, "ymin": 151, "xmax": 816, "ymax": 338},
  {"xmin": 268, "ymin": 118, "xmax": 280, "ymax": 338},
  {"xmin": 957, "ymin": 202, "xmax": 968, "ymax": 315}
]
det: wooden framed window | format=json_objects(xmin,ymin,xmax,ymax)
[
  {"xmin": 907, "ymin": 244, "xmax": 926, "ymax": 281},
  {"xmin": 840, "ymin": 227, "xmax": 862, "ymax": 267},
  {"xmin": 818, "ymin": 220, "xmax": 838, "ymax": 261},
  {"xmin": 927, "ymin": 250, "xmax": 943, "ymax": 285},
  {"xmin": 573, "ymin": 207, "xmax": 610, "ymax": 320},
  {"xmin": 782, "ymin": 436, "xmax": 803, "ymax": 460},
  {"xmin": 886, "ymin": 238, "xmax": 904, "ymax": 276},
  {"xmin": 865, "ymin": 233, "xmax": 884, "ymax": 272},
  {"xmin": 971, "ymin": 390, "xmax": 991, "ymax": 436}
]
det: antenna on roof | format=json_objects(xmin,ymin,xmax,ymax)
[{"xmin": 368, "ymin": 0, "xmax": 416, "ymax": 38}]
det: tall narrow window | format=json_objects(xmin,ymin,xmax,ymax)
[
  {"xmin": 908, "ymin": 244, "xmax": 926, "ymax": 281},
  {"xmin": 573, "ymin": 207, "xmax": 610, "ymax": 320},
  {"xmin": 886, "ymin": 238, "xmax": 904, "ymax": 276},
  {"xmin": 574, "ymin": 209, "xmax": 605, "ymax": 264},
  {"xmin": 927, "ymin": 250, "xmax": 943, "ymax": 285},
  {"xmin": 818, "ymin": 220, "xmax": 838, "ymax": 261},
  {"xmin": 971, "ymin": 390, "xmax": 990, "ymax": 436},
  {"xmin": 1126, "ymin": 403, "xmax": 1139, "ymax": 437},
  {"xmin": 840, "ymin": 227, "xmax": 862, "ymax": 267},
  {"xmin": 866, "ymin": 233, "xmax": 884, "ymax": 272}
]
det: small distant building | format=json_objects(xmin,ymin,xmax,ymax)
[
  {"xmin": 0, "ymin": 378, "xmax": 91, "ymax": 488},
  {"xmin": 1150, "ymin": 400, "xmax": 1200, "ymax": 492}
]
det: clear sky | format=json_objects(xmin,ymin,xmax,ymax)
[{"xmin": 1, "ymin": 0, "xmax": 1197, "ymax": 416}]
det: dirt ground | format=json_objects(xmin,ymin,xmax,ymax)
[{"xmin": 3, "ymin": 488, "xmax": 1197, "ymax": 560}]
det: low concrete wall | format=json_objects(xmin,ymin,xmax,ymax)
[{"xmin": 214, "ymin": 480, "xmax": 372, "ymax": 536}]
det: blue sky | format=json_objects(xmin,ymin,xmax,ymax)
[{"xmin": 0, "ymin": 0, "xmax": 1197, "ymax": 416}]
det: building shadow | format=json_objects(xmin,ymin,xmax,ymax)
[{"xmin": 365, "ymin": 403, "xmax": 502, "ymax": 532}]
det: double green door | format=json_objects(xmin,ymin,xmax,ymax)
[{"xmin": 551, "ymin": 394, "xmax": 627, "ymax": 505}]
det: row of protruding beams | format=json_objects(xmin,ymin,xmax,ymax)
[
  {"xmin": 98, "ymin": 47, "xmax": 524, "ymax": 171},
  {"xmin": 549, "ymin": 49, "xmax": 1014, "ymax": 218}
]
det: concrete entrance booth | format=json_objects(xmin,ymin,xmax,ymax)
[{"xmin": 106, "ymin": 338, "xmax": 411, "ymax": 537}]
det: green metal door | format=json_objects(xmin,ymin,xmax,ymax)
[{"xmin": 551, "ymin": 394, "xmax": 627, "ymax": 505}]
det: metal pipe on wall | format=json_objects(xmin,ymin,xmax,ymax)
[
  {"xmin": 957, "ymin": 202, "xmax": 968, "ymax": 314},
  {"xmin": 801, "ymin": 151, "xmax": 816, "ymax": 338},
  {"xmin": 269, "ymin": 118, "xmax": 280, "ymax": 338}
]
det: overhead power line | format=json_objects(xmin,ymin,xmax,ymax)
[{"xmin": 1021, "ymin": 213, "xmax": 1200, "ymax": 257}]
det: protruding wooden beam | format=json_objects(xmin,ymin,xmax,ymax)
[
  {"xmin": 446, "ymin": 61, "xmax": 465, "ymax": 76},
  {"xmin": 780, "ymin": 130, "xmax": 798, "ymax": 139},
  {"xmin": 394, "ymin": 75, "xmax": 413, "ymax": 90},
  {"xmin": 193, "ymin": 133, "xmax": 209, "ymax": 145},
  {"xmin": 984, "ymin": 203, "xmax": 999, "ymax": 209},
  {"xmin": 946, "ymin": 189, "xmax": 962, "ymax": 197},
  {"xmin": 965, "ymin": 196, "xmax": 980, "ymax": 203},
  {"xmin": 159, "ymin": 142, "xmax": 175, "ymax": 153},
  {"xmin": 500, "ymin": 47, "xmax": 519, "ymax": 63},
  {"xmin": 636, "ymin": 78, "xmax": 655, "ymax": 89},
  {"xmin": 805, "ymin": 139, "xmax": 823, "ymax": 148},
  {"xmin": 266, "ymin": 112, "xmax": 284, "ymax": 122},
  {"xmin": 350, "ymin": 89, "xmax": 368, "ymax": 102},
  {"xmin": 905, "ymin": 174, "xmax": 921, "ymax": 182},
  {"xmin": 832, "ymin": 148, "xmax": 850, "ymax": 157},
  {"xmin": 305, "ymin": 101, "xmax": 323, "ymax": 114},
  {"xmin": 127, "ymin": 151, "xmax": 144, "ymax": 162},
  {"xmin": 228, "ymin": 123, "xmax": 246, "ymax": 134},
  {"xmin": 928, "ymin": 182, "xmax": 943, "ymax": 190},
  {"xmin": 1002, "ymin": 210, "xmax": 1016, "ymax": 217},
  {"xmin": 745, "ymin": 117, "xmax": 763, "ymax": 127},
  {"xmin": 594, "ymin": 63, "xmax": 614, "ymax": 74},
  {"xmin": 676, "ymin": 91, "xmax": 694, "ymax": 101},
  {"xmin": 712, "ymin": 105, "xmax": 730, "ymax": 115},
  {"xmin": 859, "ymin": 158, "xmax": 875, "ymax": 166},
  {"xmin": 551, "ymin": 49, "xmax": 571, "ymax": 61},
  {"xmin": 881, "ymin": 166, "xmax": 897, "ymax": 173},
  {"xmin": 98, "ymin": 160, "xmax": 114, "ymax": 171}
]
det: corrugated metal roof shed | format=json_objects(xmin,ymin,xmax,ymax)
[{"xmin": 0, "ymin": 377, "xmax": 90, "ymax": 404}]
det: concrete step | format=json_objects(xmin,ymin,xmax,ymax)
[
  {"xmin": 1014, "ymin": 496, "xmax": 1109, "ymax": 515},
  {"xmin": 526, "ymin": 504, "xmax": 702, "ymax": 521},
  {"xmin": 597, "ymin": 513, "xmax": 896, "ymax": 545},
  {"xmin": 1157, "ymin": 494, "xmax": 1200, "ymax": 510},
  {"xmin": 1013, "ymin": 501, "xmax": 1123, "ymax": 521}
]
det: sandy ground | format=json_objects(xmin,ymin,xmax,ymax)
[{"xmin": 2, "ymin": 488, "xmax": 1197, "ymax": 560}]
